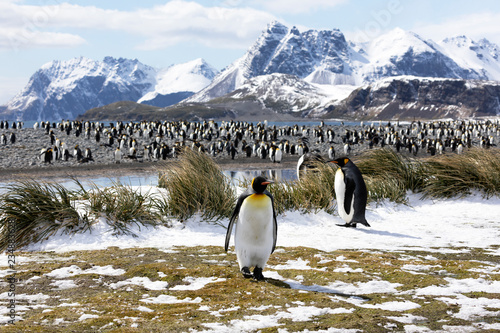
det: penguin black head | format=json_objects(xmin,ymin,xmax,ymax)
[
  {"xmin": 251, "ymin": 176, "xmax": 273, "ymax": 194},
  {"xmin": 328, "ymin": 157, "xmax": 351, "ymax": 167}
]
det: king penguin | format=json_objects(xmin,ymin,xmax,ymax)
[
  {"xmin": 329, "ymin": 157, "xmax": 370, "ymax": 228},
  {"xmin": 225, "ymin": 176, "xmax": 277, "ymax": 281},
  {"xmin": 296, "ymin": 152, "xmax": 325, "ymax": 180}
]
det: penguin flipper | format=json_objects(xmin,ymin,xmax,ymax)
[
  {"xmin": 224, "ymin": 214, "xmax": 237, "ymax": 252},
  {"xmin": 272, "ymin": 214, "xmax": 278, "ymax": 253},
  {"xmin": 265, "ymin": 190, "xmax": 278, "ymax": 254},
  {"xmin": 224, "ymin": 193, "xmax": 249, "ymax": 252},
  {"xmin": 344, "ymin": 177, "xmax": 356, "ymax": 215}
]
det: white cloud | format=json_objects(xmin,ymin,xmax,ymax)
[
  {"xmin": 412, "ymin": 12, "xmax": 500, "ymax": 45},
  {"xmin": 129, "ymin": 1, "xmax": 276, "ymax": 50},
  {"xmin": 0, "ymin": 28, "xmax": 86, "ymax": 51},
  {"xmin": 0, "ymin": 1, "xmax": 86, "ymax": 50},
  {"xmin": 0, "ymin": 0, "xmax": 277, "ymax": 51},
  {"xmin": 0, "ymin": 75, "xmax": 29, "ymax": 104},
  {"xmin": 251, "ymin": 0, "xmax": 348, "ymax": 14}
]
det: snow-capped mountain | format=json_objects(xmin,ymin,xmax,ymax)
[
  {"xmin": 188, "ymin": 22, "xmax": 500, "ymax": 105},
  {"xmin": 188, "ymin": 21, "xmax": 355, "ymax": 102},
  {"xmin": 138, "ymin": 58, "xmax": 218, "ymax": 107},
  {"xmin": 3, "ymin": 21, "xmax": 500, "ymax": 121},
  {"xmin": 356, "ymin": 28, "xmax": 483, "ymax": 82},
  {"xmin": 218, "ymin": 73, "xmax": 356, "ymax": 115},
  {"xmin": 3, "ymin": 57, "xmax": 157, "ymax": 121},
  {"xmin": 225, "ymin": 73, "xmax": 325, "ymax": 112},
  {"xmin": 437, "ymin": 36, "xmax": 500, "ymax": 81},
  {"xmin": 1, "ymin": 57, "xmax": 217, "ymax": 121}
]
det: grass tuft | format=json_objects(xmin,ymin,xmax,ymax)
[
  {"xmin": 158, "ymin": 148, "xmax": 236, "ymax": 221},
  {"xmin": 356, "ymin": 147, "xmax": 500, "ymax": 200},
  {"xmin": 268, "ymin": 162, "xmax": 337, "ymax": 214},
  {"xmin": 356, "ymin": 149, "xmax": 425, "ymax": 204},
  {"xmin": 421, "ymin": 147, "xmax": 500, "ymax": 199},
  {"xmin": 0, "ymin": 179, "xmax": 89, "ymax": 251},
  {"xmin": 74, "ymin": 179, "xmax": 158, "ymax": 236}
]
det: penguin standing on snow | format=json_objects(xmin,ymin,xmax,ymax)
[
  {"xmin": 329, "ymin": 157, "xmax": 370, "ymax": 228},
  {"xmin": 225, "ymin": 176, "xmax": 277, "ymax": 281}
]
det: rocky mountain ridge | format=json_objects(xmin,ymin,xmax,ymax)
[{"xmin": 186, "ymin": 22, "xmax": 500, "ymax": 105}]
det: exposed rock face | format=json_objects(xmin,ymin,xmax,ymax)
[{"xmin": 325, "ymin": 78, "xmax": 500, "ymax": 120}]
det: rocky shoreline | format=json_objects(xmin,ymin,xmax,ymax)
[{"xmin": 0, "ymin": 119, "xmax": 498, "ymax": 182}]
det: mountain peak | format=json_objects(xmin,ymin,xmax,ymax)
[
  {"xmin": 2, "ymin": 56, "xmax": 217, "ymax": 120},
  {"xmin": 266, "ymin": 20, "xmax": 288, "ymax": 33},
  {"xmin": 372, "ymin": 28, "xmax": 429, "ymax": 50},
  {"xmin": 137, "ymin": 58, "xmax": 218, "ymax": 106}
]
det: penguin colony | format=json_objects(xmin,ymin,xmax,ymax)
[
  {"xmin": 0, "ymin": 119, "xmax": 499, "ymax": 170},
  {"xmin": 1, "ymin": 118, "xmax": 499, "ymax": 281}
]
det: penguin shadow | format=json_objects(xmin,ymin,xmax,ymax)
[
  {"xmin": 263, "ymin": 277, "xmax": 371, "ymax": 301},
  {"xmin": 355, "ymin": 227, "xmax": 421, "ymax": 240}
]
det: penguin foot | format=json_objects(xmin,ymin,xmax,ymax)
[
  {"xmin": 253, "ymin": 267, "xmax": 265, "ymax": 281},
  {"xmin": 336, "ymin": 223, "xmax": 357, "ymax": 228},
  {"xmin": 241, "ymin": 267, "xmax": 253, "ymax": 279}
]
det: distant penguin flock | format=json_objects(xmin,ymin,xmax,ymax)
[{"xmin": 0, "ymin": 118, "xmax": 498, "ymax": 169}]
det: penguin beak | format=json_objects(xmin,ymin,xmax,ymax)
[
  {"xmin": 262, "ymin": 180, "xmax": 274, "ymax": 185},
  {"xmin": 327, "ymin": 160, "xmax": 338, "ymax": 164}
]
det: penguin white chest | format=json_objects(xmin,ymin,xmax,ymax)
[
  {"xmin": 334, "ymin": 168, "xmax": 354, "ymax": 223},
  {"xmin": 235, "ymin": 194, "xmax": 274, "ymax": 268}
]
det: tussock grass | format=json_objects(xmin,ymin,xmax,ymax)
[
  {"xmin": 232, "ymin": 148, "xmax": 500, "ymax": 215},
  {"xmin": 356, "ymin": 149, "xmax": 425, "ymax": 204},
  {"xmin": 364, "ymin": 175, "xmax": 409, "ymax": 204},
  {"xmin": 267, "ymin": 162, "xmax": 337, "ymax": 214},
  {"xmin": 358, "ymin": 148, "xmax": 425, "ymax": 193},
  {"xmin": 421, "ymin": 147, "xmax": 500, "ymax": 199},
  {"xmin": 0, "ymin": 180, "xmax": 88, "ymax": 251},
  {"xmin": 158, "ymin": 148, "xmax": 236, "ymax": 221},
  {"xmin": 75, "ymin": 179, "xmax": 158, "ymax": 236},
  {"xmin": 357, "ymin": 147, "xmax": 500, "ymax": 200},
  {"xmin": 2, "ymin": 147, "xmax": 499, "ymax": 251}
]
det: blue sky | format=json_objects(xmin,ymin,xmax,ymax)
[{"xmin": 1, "ymin": 0, "xmax": 500, "ymax": 104}]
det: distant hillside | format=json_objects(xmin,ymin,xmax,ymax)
[
  {"xmin": 78, "ymin": 101, "xmax": 237, "ymax": 122},
  {"xmin": 322, "ymin": 77, "xmax": 500, "ymax": 120}
]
